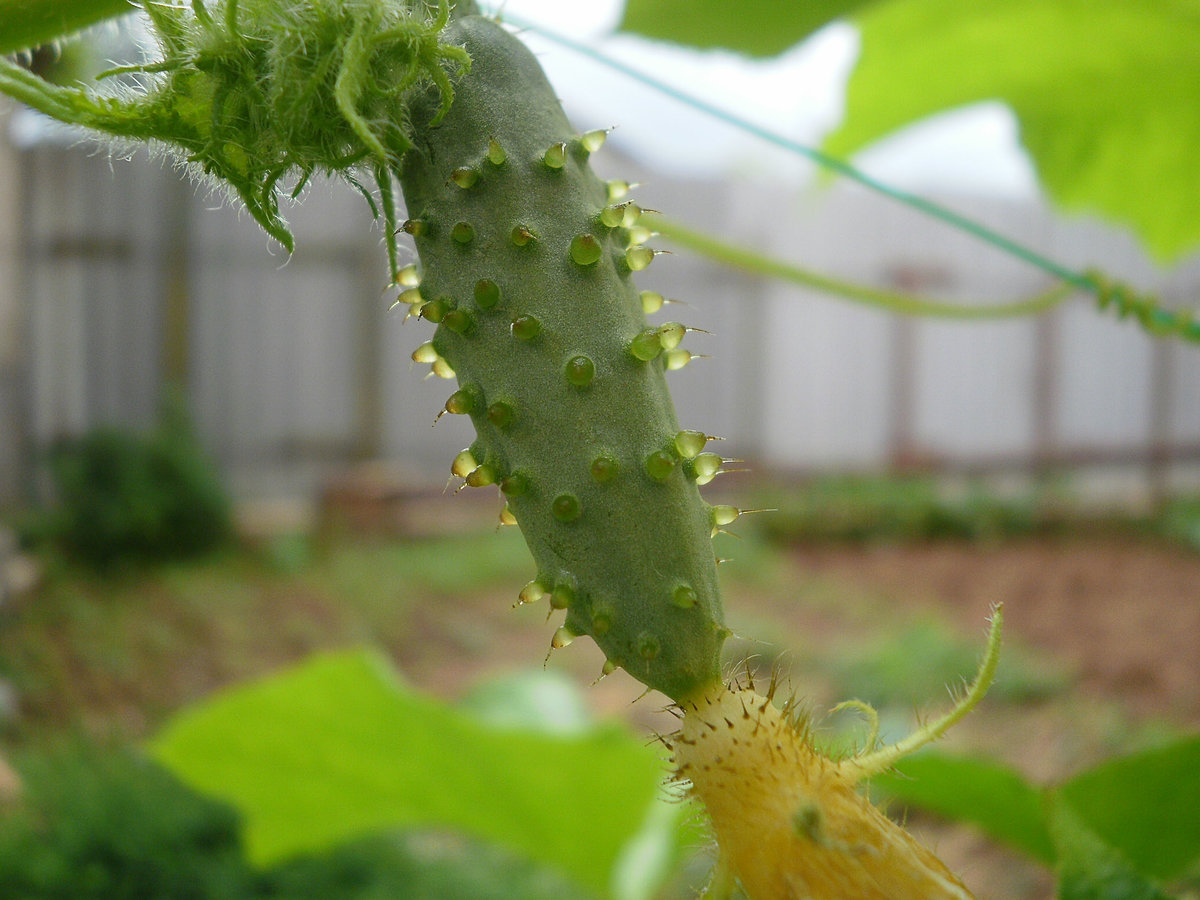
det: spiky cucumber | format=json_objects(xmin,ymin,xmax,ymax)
[{"xmin": 397, "ymin": 14, "xmax": 727, "ymax": 703}]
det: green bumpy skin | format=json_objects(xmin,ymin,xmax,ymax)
[{"xmin": 399, "ymin": 15, "xmax": 727, "ymax": 703}]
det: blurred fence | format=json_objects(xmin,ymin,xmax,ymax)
[{"xmin": 3, "ymin": 121, "xmax": 1200, "ymax": 510}]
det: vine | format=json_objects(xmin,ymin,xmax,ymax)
[
  {"xmin": 501, "ymin": 10, "xmax": 1200, "ymax": 343},
  {"xmin": 651, "ymin": 216, "xmax": 1074, "ymax": 320}
]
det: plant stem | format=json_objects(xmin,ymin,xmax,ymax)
[{"xmin": 650, "ymin": 216, "xmax": 1073, "ymax": 320}]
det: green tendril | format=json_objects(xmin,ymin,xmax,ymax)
[
  {"xmin": 845, "ymin": 604, "xmax": 1004, "ymax": 779},
  {"xmin": 1087, "ymin": 269, "xmax": 1200, "ymax": 341},
  {"xmin": 375, "ymin": 162, "xmax": 401, "ymax": 281},
  {"xmin": 651, "ymin": 215, "xmax": 1074, "ymax": 320}
]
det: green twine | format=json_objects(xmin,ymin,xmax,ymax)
[{"xmin": 498, "ymin": 9, "xmax": 1200, "ymax": 341}]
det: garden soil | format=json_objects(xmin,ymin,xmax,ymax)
[{"xmin": 787, "ymin": 536, "xmax": 1200, "ymax": 727}]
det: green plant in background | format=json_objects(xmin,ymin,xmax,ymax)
[
  {"xmin": 0, "ymin": 744, "xmax": 254, "ymax": 900},
  {"xmin": 0, "ymin": 0, "xmax": 129, "ymax": 57},
  {"xmin": 753, "ymin": 476, "xmax": 1062, "ymax": 545},
  {"xmin": 827, "ymin": 616, "xmax": 1066, "ymax": 708},
  {"xmin": 42, "ymin": 389, "xmax": 231, "ymax": 567},
  {"xmin": 2, "ymin": 1, "xmax": 1200, "ymax": 899},
  {"xmin": 613, "ymin": 0, "xmax": 1200, "ymax": 338}
]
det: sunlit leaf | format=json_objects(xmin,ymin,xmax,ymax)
[
  {"xmin": 150, "ymin": 650, "xmax": 682, "ymax": 899},
  {"xmin": 871, "ymin": 750, "xmax": 1054, "ymax": 863},
  {"xmin": 825, "ymin": 0, "xmax": 1200, "ymax": 263},
  {"xmin": 1058, "ymin": 735, "xmax": 1200, "ymax": 882},
  {"xmin": 618, "ymin": 0, "xmax": 877, "ymax": 57},
  {"xmin": 0, "ymin": 0, "xmax": 131, "ymax": 55}
]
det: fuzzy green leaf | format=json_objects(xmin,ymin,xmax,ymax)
[
  {"xmin": 0, "ymin": 0, "xmax": 131, "ymax": 55},
  {"xmin": 825, "ymin": 0, "xmax": 1200, "ymax": 263},
  {"xmin": 871, "ymin": 750, "xmax": 1054, "ymax": 863},
  {"xmin": 149, "ymin": 650, "xmax": 679, "ymax": 898},
  {"xmin": 1049, "ymin": 797, "xmax": 1179, "ymax": 900},
  {"xmin": 1057, "ymin": 735, "xmax": 1200, "ymax": 882},
  {"xmin": 618, "ymin": 0, "xmax": 877, "ymax": 57}
]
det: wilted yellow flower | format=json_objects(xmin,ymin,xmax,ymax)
[{"xmin": 671, "ymin": 607, "xmax": 1003, "ymax": 900}]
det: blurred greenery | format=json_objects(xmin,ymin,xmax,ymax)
[
  {"xmin": 750, "ymin": 474, "xmax": 1200, "ymax": 556},
  {"xmin": 33, "ymin": 391, "xmax": 231, "ymax": 569},
  {"xmin": 826, "ymin": 0, "xmax": 1200, "ymax": 264},
  {"xmin": 6, "ymin": 477, "xmax": 1198, "ymax": 748},
  {"xmin": 1057, "ymin": 736, "xmax": 1200, "ymax": 883},
  {"xmin": 752, "ymin": 475, "xmax": 1072, "ymax": 545},
  {"xmin": 873, "ymin": 751, "xmax": 1055, "ymax": 863},
  {"xmin": 1049, "ymin": 799, "xmax": 1178, "ymax": 900},
  {"xmin": 4, "ymin": 476, "xmax": 1200, "ymax": 900},
  {"xmin": 0, "ymin": 745, "xmax": 251, "ymax": 900},
  {"xmin": 619, "ymin": 0, "xmax": 875, "ymax": 57},
  {"xmin": 623, "ymin": 0, "xmax": 1200, "ymax": 264},
  {"xmin": 0, "ymin": 0, "xmax": 129, "ymax": 56},
  {"xmin": 0, "ymin": 526, "xmax": 537, "ymax": 740},
  {"xmin": 260, "ymin": 831, "xmax": 600, "ymax": 900},
  {"xmin": 312, "ymin": 528, "xmax": 532, "ymax": 596},
  {"xmin": 1152, "ymin": 497, "xmax": 1200, "ymax": 554},
  {"xmin": 826, "ymin": 615, "xmax": 1067, "ymax": 708}
]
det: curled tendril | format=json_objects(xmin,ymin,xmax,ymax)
[
  {"xmin": 1086, "ymin": 269, "xmax": 1200, "ymax": 342},
  {"xmin": 0, "ymin": 0, "xmax": 472, "ymax": 278}
]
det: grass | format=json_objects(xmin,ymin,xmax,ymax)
[
  {"xmin": 749, "ymin": 474, "xmax": 1068, "ymax": 544},
  {"xmin": 0, "ymin": 527, "xmax": 535, "ymax": 747},
  {"xmin": 821, "ymin": 615, "xmax": 1068, "ymax": 708}
]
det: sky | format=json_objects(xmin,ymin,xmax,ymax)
[{"xmin": 488, "ymin": 0, "xmax": 1042, "ymax": 197}]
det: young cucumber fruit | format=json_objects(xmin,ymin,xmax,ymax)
[{"xmin": 398, "ymin": 14, "xmax": 726, "ymax": 703}]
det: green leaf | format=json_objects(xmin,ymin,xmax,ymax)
[
  {"xmin": 618, "ymin": 0, "xmax": 878, "ymax": 58},
  {"xmin": 1057, "ymin": 735, "xmax": 1200, "ymax": 882},
  {"xmin": 871, "ymin": 750, "xmax": 1055, "ymax": 863},
  {"xmin": 1048, "ymin": 797, "xmax": 1178, "ymax": 900},
  {"xmin": 825, "ymin": 0, "xmax": 1200, "ymax": 263},
  {"xmin": 149, "ymin": 650, "xmax": 681, "ymax": 899},
  {"xmin": 0, "ymin": 0, "xmax": 132, "ymax": 55}
]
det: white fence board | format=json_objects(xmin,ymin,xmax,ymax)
[
  {"xmin": 913, "ymin": 318, "xmax": 1039, "ymax": 460},
  {"xmin": 6, "ymin": 140, "xmax": 1200, "ymax": 508}
]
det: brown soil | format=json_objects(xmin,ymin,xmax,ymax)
[{"xmin": 788, "ymin": 535, "xmax": 1200, "ymax": 727}]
